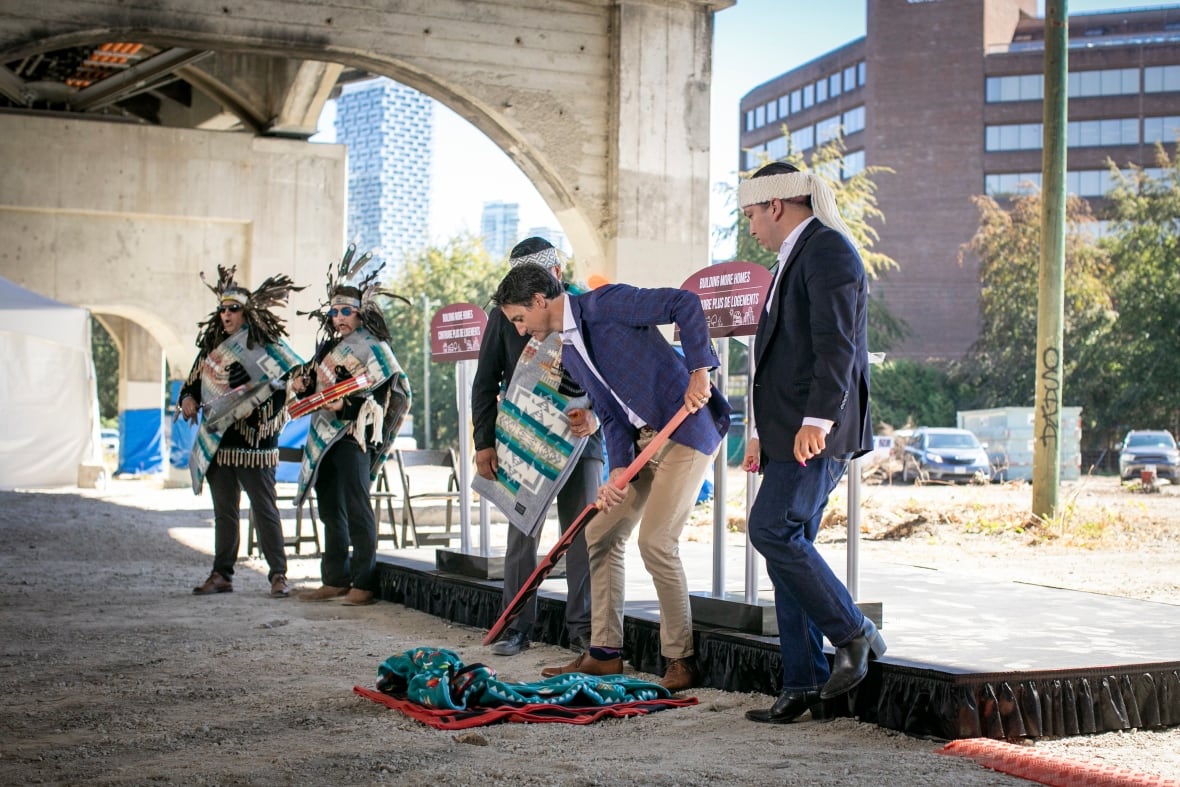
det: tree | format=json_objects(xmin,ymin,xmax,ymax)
[
  {"xmin": 382, "ymin": 235, "xmax": 503, "ymax": 451},
  {"xmin": 954, "ymin": 191, "xmax": 1115, "ymax": 420},
  {"xmin": 868, "ymin": 359, "xmax": 963, "ymax": 431},
  {"xmin": 91, "ymin": 317, "xmax": 119, "ymax": 423},
  {"xmin": 1097, "ymin": 146, "xmax": 1180, "ymax": 439}
]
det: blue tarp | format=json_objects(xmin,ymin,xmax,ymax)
[
  {"xmin": 168, "ymin": 380, "xmax": 196, "ymax": 469},
  {"xmin": 117, "ymin": 408, "xmax": 163, "ymax": 475},
  {"xmin": 276, "ymin": 415, "xmax": 309, "ymax": 483}
]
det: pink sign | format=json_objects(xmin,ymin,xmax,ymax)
[
  {"xmin": 430, "ymin": 302, "xmax": 487, "ymax": 362},
  {"xmin": 679, "ymin": 261, "xmax": 773, "ymax": 338}
]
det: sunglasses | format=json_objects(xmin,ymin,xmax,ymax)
[
  {"xmin": 327, "ymin": 306, "xmax": 355, "ymax": 318},
  {"xmin": 218, "ymin": 304, "xmax": 243, "ymax": 314}
]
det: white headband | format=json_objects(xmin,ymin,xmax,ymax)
[
  {"xmin": 738, "ymin": 172, "xmax": 856, "ymax": 244},
  {"xmin": 509, "ymin": 247, "xmax": 560, "ymax": 269}
]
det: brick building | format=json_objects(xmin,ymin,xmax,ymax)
[{"xmin": 739, "ymin": 0, "xmax": 1180, "ymax": 360}]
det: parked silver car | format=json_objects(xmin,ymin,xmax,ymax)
[
  {"xmin": 899, "ymin": 427, "xmax": 991, "ymax": 484},
  {"xmin": 1118, "ymin": 430, "xmax": 1179, "ymax": 481}
]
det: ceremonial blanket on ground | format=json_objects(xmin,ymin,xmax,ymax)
[
  {"xmin": 354, "ymin": 647, "xmax": 696, "ymax": 730},
  {"xmin": 471, "ymin": 334, "xmax": 588, "ymax": 538}
]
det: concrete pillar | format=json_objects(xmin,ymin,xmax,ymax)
[{"xmin": 609, "ymin": 1, "xmax": 718, "ymax": 288}]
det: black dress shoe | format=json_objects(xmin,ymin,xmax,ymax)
[
  {"xmin": 745, "ymin": 690, "xmax": 826, "ymax": 724},
  {"xmin": 490, "ymin": 629, "xmax": 530, "ymax": 656},
  {"xmin": 820, "ymin": 619, "xmax": 887, "ymax": 699}
]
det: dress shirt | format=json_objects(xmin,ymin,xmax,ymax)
[
  {"xmin": 559, "ymin": 293, "xmax": 646, "ymax": 429},
  {"xmin": 751, "ymin": 215, "xmax": 833, "ymax": 440}
]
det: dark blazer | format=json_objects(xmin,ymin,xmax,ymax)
[
  {"xmin": 562, "ymin": 284, "xmax": 730, "ymax": 468},
  {"xmin": 752, "ymin": 219, "xmax": 872, "ymax": 462},
  {"xmin": 471, "ymin": 301, "xmax": 603, "ymax": 460}
]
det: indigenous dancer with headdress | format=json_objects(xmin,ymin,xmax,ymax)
[
  {"xmin": 180, "ymin": 267, "xmax": 305, "ymax": 598},
  {"xmin": 291, "ymin": 244, "xmax": 411, "ymax": 607},
  {"xmin": 736, "ymin": 161, "xmax": 885, "ymax": 725}
]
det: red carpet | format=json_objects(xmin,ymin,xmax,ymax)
[{"xmin": 354, "ymin": 685, "xmax": 697, "ymax": 730}]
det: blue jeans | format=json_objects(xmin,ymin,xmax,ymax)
[{"xmin": 747, "ymin": 457, "xmax": 864, "ymax": 692}]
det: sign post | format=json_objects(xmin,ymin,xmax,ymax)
[
  {"xmin": 679, "ymin": 261, "xmax": 779, "ymax": 635},
  {"xmin": 428, "ymin": 303, "xmax": 486, "ymax": 567}
]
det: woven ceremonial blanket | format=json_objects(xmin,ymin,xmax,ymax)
[
  {"xmin": 189, "ymin": 329, "xmax": 303, "ymax": 493},
  {"xmin": 294, "ymin": 328, "xmax": 408, "ymax": 506},
  {"xmin": 354, "ymin": 647, "xmax": 696, "ymax": 730},
  {"xmin": 471, "ymin": 334, "xmax": 588, "ymax": 538}
]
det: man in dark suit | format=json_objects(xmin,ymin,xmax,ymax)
[
  {"xmin": 491, "ymin": 264, "xmax": 730, "ymax": 691},
  {"xmin": 472, "ymin": 237, "xmax": 602, "ymax": 657},
  {"xmin": 738, "ymin": 161, "xmax": 886, "ymax": 724}
]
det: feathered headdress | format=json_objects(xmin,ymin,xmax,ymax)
[
  {"xmin": 194, "ymin": 265, "xmax": 304, "ymax": 353},
  {"xmin": 301, "ymin": 243, "xmax": 409, "ymax": 343}
]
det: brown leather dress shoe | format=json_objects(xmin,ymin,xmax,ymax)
[
  {"xmin": 192, "ymin": 571, "xmax": 233, "ymax": 595},
  {"xmin": 341, "ymin": 588, "xmax": 376, "ymax": 606},
  {"xmin": 541, "ymin": 651, "xmax": 624, "ymax": 678},
  {"xmin": 269, "ymin": 575, "xmax": 291, "ymax": 598},
  {"xmin": 299, "ymin": 584, "xmax": 348, "ymax": 601},
  {"xmin": 659, "ymin": 657, "xmax": 699, "ymax": 692}
]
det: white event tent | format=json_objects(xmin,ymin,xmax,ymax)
[{"xmin": 0, "ymin": 275, "xmax": 102, "ymax": 489}]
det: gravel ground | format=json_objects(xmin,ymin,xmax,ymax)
[{"xmin": 0, "ymin": 474, "xmax": 1176, "ymax": 786}]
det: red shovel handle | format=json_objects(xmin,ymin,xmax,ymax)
[{"xmin": 482, "ymin": 406, "xmax": 691, "ymax": 646}]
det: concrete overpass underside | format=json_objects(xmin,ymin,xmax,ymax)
[{"xmin": 0, "ymin": 0, "xmax": 732, "ymax": 476}]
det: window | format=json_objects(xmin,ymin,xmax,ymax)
[
  {"xmin": 744, "ymin": 145, "xmax": 765, "ymax": 170},
  {"xmin": 858, "ymin": 61, "xmax": 867, "ymax": 86},
  {"xmin": 843, "ymin": 105, "xmax": 865, "ymax": 135},
  {"xmin": 816, "ymin": 114, "xmax": 841, "ymax": 144},
  {"xmin": 755, "ymin": 105, "xmax": 765, "ymax": 128},
  {"xmin": 766, "ymin": 135, "xmax": 789, "ymax": 161},
  {"xmin": 1068, "ymin": 68, "xmax": 1138, "ymax": 97},
  {"xmin": 803, "ymin": 83, "xmax": 815, "ymax": 108},
  {"xmin": 816, "ymin": 78, "xmax": 828, "ymax": 103},
  {"xmin": 766, "ymin": 100, "xmax": 777, "ymax": 124},
  {"xmin": 1067, "ymin": 117, "xmax": 1138, "ymax": 147},
  {"xmin": 791, "ymin": 125, "xmax": 815, "ymax": 151},
  {"xmin": 844, "ymin": 66, "xmax": 857, "ymax": 92},
  {"xmin": 829, "ymin": 73, "xmax": 842, "ymax": 98},
  {"xmin": 815, "ymin": 160, "xmax": 841, "ymax": 180},
  {"xmin": 1144, "ymin": 115, "xmax": 1180, "ymax": 143},
  {"xmin": 791, "ymin": 89, "xmax": 802, "ymax": 113},
  {"xmin": 984, "ymin": 172, "xmax": 1041, "ymax": 196},
  {"xmin": 985, "ymin": 74, "xmax": 1044, "ymax": 102},
  {"xmin": 1145, "ymin": 65, "xmax": 1180, "ymax": 93},
  {"xmin": 745, "ymin": 110, "xmax": 755, "ymax": 132},
  {"xmin": 986, "ymin": 122, "xmax": 1042, "ymax": 151},
  {"xmin": 843, "ymin": 150, "xmax": 865, "ymax": 179},
  {"xmin": 778, "ymin": 95, "xmax": 790, "ymax": 118}
]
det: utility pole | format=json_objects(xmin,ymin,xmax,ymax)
[{"xmin": 1033, "ymin": 0, "xmax": 1068, "ymax": 519}]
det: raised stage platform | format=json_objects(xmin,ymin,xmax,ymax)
[{"xmin": 374, "ymin": 543, "xmax": 1180, "ymax": 740}]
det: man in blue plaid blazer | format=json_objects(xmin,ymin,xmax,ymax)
[{"xmin": 492, "ymin": 264, "xmax": 730, "ymax": 692}]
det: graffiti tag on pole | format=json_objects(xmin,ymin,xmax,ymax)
[{"xmin": 1039, "ymin": 346, "xmax": 1060, "ymax": 447}]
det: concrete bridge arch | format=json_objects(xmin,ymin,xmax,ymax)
[{"xmin": 0, "ymin": 0, "xmax": 732, "ymax": 477}]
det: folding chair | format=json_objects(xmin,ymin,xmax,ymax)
[
  {"xmin": 371, "ymin": 456, "xmax": 401, "ymax": 548},
  {"xmin": 394, "ymin": 448, "xmax": 461, "ymax": 547},
  {"xmin": 248, "ymin": 446, "xmax": 321, "ymax": 556}
]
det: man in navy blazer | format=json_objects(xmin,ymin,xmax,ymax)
[
  {"xmin": 492, "ymin": 264, "xmax": 730, "ymax": 691},
  {"xmin": 738, "ymin": 161, "xmax": 886, "ymax": 724}
]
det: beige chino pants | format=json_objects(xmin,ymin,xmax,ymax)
[{"xmin": 585, "ymin": 439, "xmax": 714, "ymax": 659}]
